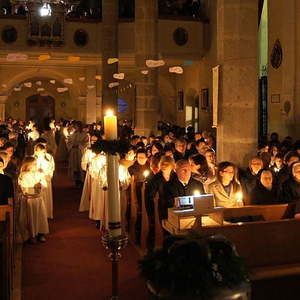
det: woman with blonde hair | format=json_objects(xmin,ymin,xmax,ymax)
[
  {"xmin": 18, "ymin": 156, "xmax": 49, "ymax": 243},
  {"xmin": 208, "ymin": 161, "xmax": 243, "ymax": 208}
]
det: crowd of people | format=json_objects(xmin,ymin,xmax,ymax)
[{"xmin": 1, "ymin": 116, "xmax": 300, "ymax": 248}]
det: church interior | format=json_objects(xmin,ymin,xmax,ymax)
[{"xmin": 1, "ymin": 0, "xmax": 300, "ymax": 300}]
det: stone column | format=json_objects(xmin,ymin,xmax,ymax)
[
  {"xmin": 0, "ymin": 95, "xmax": 8, "ymax": 121},
  {"xmin": 86, "ymin": 67, "xmax": 97, "ymax": 124},
  {"xmin": 135, "ymin": 0, "xmax": 159, "ymax": 136},
  {"xmin": 102, "ymin": 0, "xmax": 119, "ymax": 112},
  {"xmin": 216, "ymin": 0, "xmax": 258, "ymax": 166}
]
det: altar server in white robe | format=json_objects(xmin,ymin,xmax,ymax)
[
  {"xmin": 18, "ymin": 156, "xmax": 49, "ymax": 243},
  {"xmin": 34, "ymin": 143, "xmax": 55, "ymax": 219},
  {"xmin": 89, "ymin": 145, "xmax": 131, "ymax": 230},
  {"xmin": 41, "ymin": 124, "xmax": 57, "ymax": 156},
  {"xmin": 79, "ymin": 144, "xmax": 96, "ymax": 212},
  {"xmin": 57, "ymin": 121, "xmax": 72, "ymax": 162},
  {"xmin": 67, "ymin": 121, "xmax": 89, "ymax": 187},
  {"xmin": 27, "ymin": 125, "xmax": 40, "ymax": 155}
]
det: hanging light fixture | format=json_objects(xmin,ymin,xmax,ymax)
[{"xmin": 39, "ymin": 3, "xmax": 51, "ymax": 17}]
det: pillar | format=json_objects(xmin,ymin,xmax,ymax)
[
  {"xmin": 0, "ymin": 95, "xmax": 7, "ymax": 121},
  {"xmin": 86, "ymin": 67, "xmax": 97, "ymax": 124},
  {"xmin": 216, "ymin": 0, "xmax": 258, "ymax": 166},
  {"xmin": 102, "ymin": 0, "xmax": 118, "ymax": 113},
  {"xmin": 135, "ymin": 0, "xmax": 159, "ymax": 136}
]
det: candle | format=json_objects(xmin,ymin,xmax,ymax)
[
  {"xmin": 236, "ymin": 192, "xmax": 244, "ymax": 207},
  {"xmin": 104, "ymin": 109, "xmax": 117, "ymax": 140},
  {"xmin": 193, "ymin": 190, "xmax": 201, "ymax": 196},
  {"xmin": 143, "ymin": 170, "xmax": 150, "ymax": 178},
  {"xmin": 107, "ymin": 154, "xmax": 122, "ymax": 237}
]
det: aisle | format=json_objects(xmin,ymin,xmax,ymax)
[{"xmin": 22, "ymin": 163, "xmax": 148, "ymax": 300}]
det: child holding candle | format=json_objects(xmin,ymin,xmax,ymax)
[
  {"xmin": 18, "ymin": 157, "xmax": 49, "ymax": 243},
  {"xmin": 34, "ymin": 143, "xmax": 55, "ymax": 219}
]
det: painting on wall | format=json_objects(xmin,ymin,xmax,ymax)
[
  {"xmin": 201, "ymin": 88, "xmax": 209, "ymax": 110},
  {"xmin": 178, "ymin": 90, "xmax": 184, "ymax": 111}
]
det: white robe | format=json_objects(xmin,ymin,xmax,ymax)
[
  {"xmin": 36, "ymin": 153, "xmax": 55, "ymax": 219},
  {"xmin": 89, "ymin": 154, "xmax": 131, "ymax": 228},
  {"xmin": 79, "ymin": 148, "xmax": 96, "ymax": 212},
  {"xmin": 18, "ymin": 171, "xmax": 49, "ymax": 239},
  {"xmin": 67, "ymin": 131, "xmax": 89, "ymax": 181}
]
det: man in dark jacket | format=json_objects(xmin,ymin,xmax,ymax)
[{"xmin": 162, "ymin": 159, "xmax": 205, "ymax": 220}]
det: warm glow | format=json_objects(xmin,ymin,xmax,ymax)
[
  {"xmin": 105, "ymin": 109, "xmax": 114, "ymax": 117},
  {"xmin": 193, "ymin": 190, "xmax": 201, "ymax": 196},
  {"xmin": 143, "ymin": 170, "xmax": 150, "ymax": 178},
  {"xmin": 236, "ymin": 192, "xmax": 243, "ymax": 201}
]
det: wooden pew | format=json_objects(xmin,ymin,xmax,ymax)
[
  {"xmin": 0, "ymin": 205, "xmax": 13, "ymax": 300},
  {"xmin": 191, "ymin": 204, "xmax": 300, "ymax": 281},
  {"xmin": 221, "ymin": 204, "xmax": 288, "ymax": 221}
]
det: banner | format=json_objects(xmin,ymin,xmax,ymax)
[{"xmin": 212, "ymin": 65, "xmax": 220, "ymax": 128}]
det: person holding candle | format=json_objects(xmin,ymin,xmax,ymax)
[
  {"xmin": 89, "ymin": 147, "xmax": 107, "ymax": 229},
  {"xmin": 163, "ymin": 159, "xmax": 205, "ymax": 217},
  {"xmin": 18, "ymin": 156, "xmax": 49, "ymax": 243},
  {"xmin": 239, "ymin": 157, "xmax": 263, "ymax": 205},
  {"xmin": 208, "ymin": 161, "xmax": 243, "ymax": 208},
  {"xmin": 34, "ymin": 143, "xmax": 55, "ymax": 219},
  {"xmin": 67, "ymin": 121, "xmax": 89, "ymax": 188},
  {"xmin": 78, "ymin": 135, "xmax": 98, "ymax": 213},
  {"xmin": 145, "ymin": 155, "xmax": 176, "ymax": 250},
  {"xmin": 128, "ymin": 148, "xmax": 150, "ymax": 245}
]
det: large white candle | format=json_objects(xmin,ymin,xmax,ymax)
[
  {"xmin": 107, "ymin": 154, "xmax": 122, "ymax": 237},
  {"xmin": 104, "ymin": 109, "xmax": 117, "ymax": 140},
  {"xmin": 104, "ymin": 109, "xmax": 121, "ymax": 236}
]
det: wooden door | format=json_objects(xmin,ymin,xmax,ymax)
[{"xmin": 26, "ymin": 94, "xmax": 55, "ymax": 130}]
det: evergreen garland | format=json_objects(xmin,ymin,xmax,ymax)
[{"xmin": 139, "ymin": 233, "xmax": 249, "ymax": 299}]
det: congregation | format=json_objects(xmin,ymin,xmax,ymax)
[{"xmin": 1, "ymin": 117, "xmax": 300, "ymax": 248}]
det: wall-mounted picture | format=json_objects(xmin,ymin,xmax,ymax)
[
  {"xmin": 271, "ymin": 94, "xmax": 280, "ymax": 103},
  {"xmin": 178, "ymin": 90, "xmax": 184, "ymax": 111},
  {"xmin": 201, "ymin": 88, "xmax": 209, "ymax": 110}
]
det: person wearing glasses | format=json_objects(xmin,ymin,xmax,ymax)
[{"xmin": 208, "ymin": 161, "xmax": 243, "ymax": 208}]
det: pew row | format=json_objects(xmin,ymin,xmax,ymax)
[
  {"xmin": 163, "ymin": 204, "xmax": 300, "ymax": 281},
  {"xmin": 193, "ymin": 218, "xmax": 300, "ymax": 281},
  {"xmin": 0, "ymin": 205, "xmax": 13, "ymax": 300}
]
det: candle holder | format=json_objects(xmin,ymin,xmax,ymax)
[{"xmin": 102, "ymin": 233, "xmax": 129, "ymax": 300}]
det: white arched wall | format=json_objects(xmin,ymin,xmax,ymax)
[{"xmin": 1, "ymin": 67, "xmax": 87, "ymax": 121}]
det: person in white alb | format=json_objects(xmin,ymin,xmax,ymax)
[{"xmin": 18, "ymin": 156, "xmax": 49, "ymax": 243}]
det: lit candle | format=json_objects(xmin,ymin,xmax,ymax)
[
  {"xmin": 107, "ymin": 154, "xmax": 121, "ymax": 237},
  {"xmin": 236, "ymin": 192, "xmax": 244, "ymax": 207},
  {"xmin": 143, "ymin": 170, "xmax": 150, "ymax": 179},
  {"xmin": 104, "ymin": 109, "xmax": 117, "ymax": 140},
  {"xmin": 193, "ymin": 190, "xmax": 201, "ymax": 196},
  {"xmin": 105, "ymin": 110, "xmax": 121, "ymax": 237}
]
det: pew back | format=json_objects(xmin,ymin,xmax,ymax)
[{"xmin": 195, "ymin": 219, "xmax": 300, "ymax": 268}]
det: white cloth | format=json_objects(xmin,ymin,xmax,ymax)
[
  {"xmin": 36, "ymin": 153, "xmax": 55, "ymax": 218},
  {"xmin": 18, "ymin": 171, "xmax": 49, "ymax": 238},
  {"xmin": 67, "ymin": 131, "xmax": 89, "ymax": 181},
  {"xmin": 79, "ymin": 148, "xmax": 96, "ymax": 212}
]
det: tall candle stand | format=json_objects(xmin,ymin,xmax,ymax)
[{"xmin": 102, "ymin": 233, "xmax": 128, "ymax": 300}]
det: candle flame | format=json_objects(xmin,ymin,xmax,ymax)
[
  {"xmin": 193, "ymin": 190, "xmax": 201, "ymax": 196},
  {"xmin": 105, "ymin": 109, "xmax": 114, "ymax": 117},
  {"xmin": 143, "ymin": 170, "xmax": 150, "ymax": 178},
  {"xmin": 236, "ymin": 192, "xmax": 243, "ymax": 201}
]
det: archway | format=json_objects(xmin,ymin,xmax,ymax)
[{"xmin": 26, "ymin": 94, "xmax": 55, "ymax": 130}]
